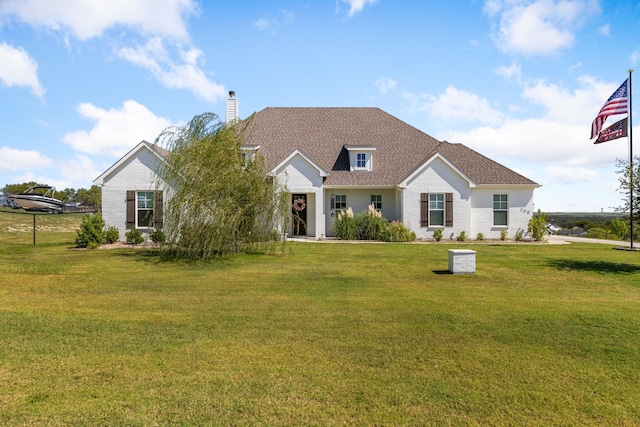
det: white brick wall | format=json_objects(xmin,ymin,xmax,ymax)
[
  {"xmin": 402, "ymin": 157, "xmax": 536, "ymax": 240},
  {"xmin": 100, "ymin": 147, "xmax": 165, "ymax": 242},
  {"xmin": 403, "ymin": 157, "xmax": 472, "ymax": 239}
]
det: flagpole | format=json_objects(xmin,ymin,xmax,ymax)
[{"xmin": 629, "ymin": 69, "xmax": 634, "ymax": 249}]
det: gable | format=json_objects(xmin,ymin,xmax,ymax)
[
  {"xmin": 94, "ymin": 141, "xmax": 165, "ymax": 186},
  {"xmin": 402, "ymin": 153, "xmax": 476, "ymax": 189},
  {"xmin": 271, "ymin": 150, "xmax": 326, "ymax": 189}
]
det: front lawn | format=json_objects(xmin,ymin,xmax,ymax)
[{"xmin": 1, "ymin": 211, "xmax": 639, "ymax": 425}]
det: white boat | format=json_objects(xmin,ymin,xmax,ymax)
[{"xmin": 7, "ymin": 186, "xmax": 65, "ymax": 213}]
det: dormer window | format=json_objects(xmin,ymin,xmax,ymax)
[
  {"xmin": 356, "ymin": 153, "xmax": 367, "ymax": 168},
  {"xmin": 345, "ymin": 146, "xmax": 376, "ymax": 172},
  {"xmin": 240, "ymin": 145, "xmax": 260, "ymax": 166}
]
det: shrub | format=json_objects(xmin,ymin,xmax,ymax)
[
  {"xmin": 125, "ymin": 227, "xmax": 144, "ymax": 244},
  {"xmin": 335, "ymin": 206, "xmax": 416, "ymax": 242},
  {"xmin": 586, "ymin": 227, "xmax": 609, "ymax": 239},
  {"xmin": 476, "ymin": 232, "xmax": 484, "ymax": 241},
  {"xmin": 433, "ymin": 229, "xmax": 443, "ymax": 241},
  {"xmin": 500, "ymin": 229, "xmax": 508, "ymax": 241},
  {"xmin": 150, "ymin": 228, "xmax": 166, "ymax": 243},
  {"xmin": 104, "ymin": 226, "xmax": 120, "ymax": 244},
  {"xmin": 75, "ymin": 213, "xmax": 106, "ymax": 249},
  {"xmin": 335, "ymin": 208, "xmax": 358, "ymax": 240},
  {"xmin": 528, "ymin": 209, "xmax": 548, "ymax": 241},
  {"xmin": 381, "ymin": 221, "xmax": 416, "ymax": 242},
  {"xmin": 456, "ymin": 231, "xmax": 467, "ymax": 242},
  {"xmin": 515, "ymin": 229, "xmax": 523, "ymax": 242},
  {"xmin": 358, "ymin": 204, "xmax": 387, "ymax": 240}
]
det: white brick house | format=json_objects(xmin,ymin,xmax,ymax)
[
  {"xmin": 95, "ymin": 102, "xmax": 540, "ymax": 241},
  {"xmin": 94, "ymin": 141, "xmax": 168, "ymax": 241}
]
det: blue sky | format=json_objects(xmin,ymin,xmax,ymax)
[{"xmin": 1, "ymin": 0, "xmax": 639, "ymax": 212}]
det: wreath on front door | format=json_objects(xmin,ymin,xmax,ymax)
[{"xmin": 293, "ymin": 198, "xmax": 306, "ymax": 211}]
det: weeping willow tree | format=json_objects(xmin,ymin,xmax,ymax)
[{"xmin": 154, "ymin": 112, "xmax": 289, "ymax": 259}]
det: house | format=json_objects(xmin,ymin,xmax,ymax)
[
  {"xmin": 94, "ymin": 141, "xmax": 169, "ymax": 240},
  {"xmin": 94, "ymin": 94, "xmax": 540, "ymax": 241}
]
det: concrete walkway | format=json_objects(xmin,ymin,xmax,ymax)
[{"xmin": 548, "ymin": 235, "xmax": 633, "ymax": 247}]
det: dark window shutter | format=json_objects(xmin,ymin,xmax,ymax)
[
  {"xmin": 445, "ymin": 193, "xmax": 453, "ymax": 227},
  {"xmin": 126, "ymin": 190, "xmax": 135, "ymax": 229},
  {"xmin": 420, "ymin": 193, "xmax": 429, "ymax": 227},
  {"xmin": 154, "ymin": 190, "xmax": 164, "ymax": 229}
]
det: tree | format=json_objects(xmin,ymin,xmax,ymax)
[
  {"xmin": 3, "ymin": 181, "xmax": 40, "ymax": 195},
  {"xmin": 75, "ymin": 185, "xmax": 102, "ymax": 208},
  {"xmin": 60, "ymin": 188, "xmax": 78, "ymax": 204},
  {"xmin": 615, "ymin": 156, "xmax": 640, "ymax": 222},
  {"xmin": 153, "ymin": 112, "xmax": 289, "ymax": 259},
  {"xmin": 609, "ymin": 217, "xmax": 629, "ymax": 240}
]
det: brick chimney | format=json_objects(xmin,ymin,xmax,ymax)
[{"xmin": 226, "ymin": 91, "xmax": 238, "ymax": 123}]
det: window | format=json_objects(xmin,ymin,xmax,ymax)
[
  {"xmin": 240, "ymin": 152, "xmax": 251, "ymax": 166},
  {"xmin": 420, "ymin": 193, "xmax": 453, "ymax": 227},
  {"xmin": 429, "ymin": 193, "xmax": 445, "ymax": 226},
  {"xmin": 240, "ymin": 145, "xmax": 259, "ymax": 167},
  {"xmin": 126, "ymin": 190, "xmax": 163, "ymax": 230},
  {"xmin": 371, "ymin": 194, "xmax": 382, "ymax": 211},
  {"xmin": 493, "ymin": 194, "xmax": 508, "ymax": 226},
  {"xmin": 356, "ymin": 153, "xmax": 367, "ymax": 168},
  {"xmin": 137, "ymin": 191, "xmax": 155, "ymax": 227},
  {"xmin": 334, "ymin": 194, "xmax": 347, "ymax": 210}
]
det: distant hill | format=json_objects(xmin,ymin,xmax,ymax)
[
  {"xmin": 543, "ymin": 212, "xmax": 627, "ymax": 220},
  {"xmin": 541, "ymin": 212, "xmax": 628, "ymax": 230}
]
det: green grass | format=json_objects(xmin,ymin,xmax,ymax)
[{"xmin": 1, "ymin": 210, "xmax": 640, "ymax": 425}]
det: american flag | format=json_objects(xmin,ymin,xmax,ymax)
[{"xmin": 590, "ymin": 78, "xmax": 629, "ymax": 139}]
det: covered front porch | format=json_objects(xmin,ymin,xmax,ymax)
[{"xmin": 323, "ymin": 187, "xmax": 402, "ymax": 237}]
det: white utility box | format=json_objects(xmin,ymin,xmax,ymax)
[{"xmin": 448, "ymin": 249, "xmax": 476, "ymax": 274}]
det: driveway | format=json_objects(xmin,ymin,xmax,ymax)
[{"xmin": 548, "ymin": 235, "xmax": 634, "ymax": 247}]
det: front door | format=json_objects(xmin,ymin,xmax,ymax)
[{"xmin": 292, "ymin": 194, "xmax": 307, "ymax": 236}]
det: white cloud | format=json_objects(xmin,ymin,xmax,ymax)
[
  {"xmin": 0, "ymin": 0, "xmax": 198, "ymax": 41},
  {"xmin": 253, "ymin": 18, "xmax": 272, "ymax": 32},
  {"xmin": 253, "ymin": 9, "xmax": 294, "ymax": 34},
  {"xmin": 442, "ymin": 76, "xmax": 629, "ymax": 171},
  {"xmin": 494, "ymin": 62, "xmax": 522, "ymax": 81},
  {"xmin": 598, "ymin": 23, "xmax": 610, "ymax": 37},
  {"xmin": 8, "ymin": 172, "xmax": 70, "ymax": 190},
  {"xmin": 631, "ymin": 50, "xmax": 640, "ymax": 66},
  {"xmin": 0, "ymin": 147, "xmax": 53, "ymax": 171},
  {"xmin": 375, "ymin": 77, "xmax": 397, "ymax": 95},
  {"xmin": 522, "ymin": 75, "xmax": 619, "ymax": 124},
  {"xmin": 8, "ymin": 154, "xmax": 101, "ymax": 189},
  {"xmin": 545, "ymin": 165, "xmax": 598, "ymax": 184},
  {"xmin": 63, "ymin": 100, "xmax": 173, "ymax": 157},
  {"xmin": 0, "ymin": 42, "xmax": 45, "ymax": 98},
  {"xmin": 60, "ymin": 154, "xmax": 101, "ymax": 185},
  {"xmin": 484, "ymin": 0, "xmax": 598, "ymax": 55},
  {"xmin": 340, "ymin": 0, "xmax": 378, "ymax": 18},
  {"xmin": 411, "ymin": 86, "xmax": 504, "ymax": 126},
  {"xmin": 117, "ymin": 37, "xmax": 226, "ymax": 102}
]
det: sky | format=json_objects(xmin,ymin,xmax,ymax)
[{"xmin": 1, "ymin": 0, "xmax": 639, "ymax": 212}]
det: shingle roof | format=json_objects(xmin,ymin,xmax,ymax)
[{"xmin": 241, "ymin": 107, "xmax": 538, "ymax": 187}]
